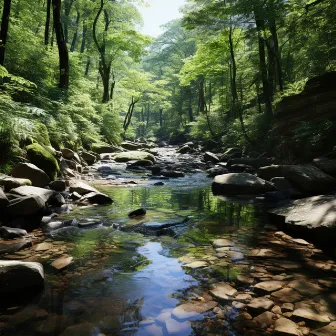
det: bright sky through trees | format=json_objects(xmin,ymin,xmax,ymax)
[{"xmin": 138, "ymin": 0, "xmax": 186, "ymax": 37}]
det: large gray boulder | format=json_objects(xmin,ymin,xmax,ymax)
[
  {"xmin": 227, "ymin": 157, "xmax": 273, "ymax": 169},
  {"xmin": 0, "ymin": 261, "xmax": 44, "ymax": 295},
  {"xmin": 92, "ymin": 143, "xmax": 120, "ymax": 154},
  {"xmin": 114, "ymin": 151, "xmax": 155, "ymax": 163},
  {"xmin": 313, "ymin": 157, "xmax": 336, "ymax": 176},
  {"xmin": 0, "ymin": 226, "xmax": 27, "ymax": 239},
  {"xmin": 0, "ymin": 177, "xmax": 32, "ymax": 192},
  {"xmin": 81, "ymin": 151, "xmax": 96, "ymax": 165},
  {"xmin": 61, "ymin": 148, "xmax": 75, "ymax": 160},
  {"xmin": 79, "ymin": 192, "xmax": 113, "ymax": 205},
  {"xmin": 0, "ymin": 188, "xmax": 9, "ymax": 208},
  {"xmin": 11, "ymin": 163, "xmax": 50, "ymax": 187},
  {"xmin": 258, "ymin": 165, "xmax": 336, "ymax": 194},
  {"xmin": 121, "ymin": 142, "xmax": 143, "ymax": 151},
  {"xmin": 6, "ymin": 195, "xmax": 45, "ymax": 216},
  {"xmin": 212, "ymin": 173, "xmax": 274, "ymax": 195},
  {"xmin": 269, "ymin": 196, "xmax": 336, "ymax": 245},
  {"xmin": 204, "ymin": 152, "xmax": 220, "ymax": 164},
  {"xmin": 68, "ymin": 181, "xmax": 98, "ymax": 195},
  {"xmin": 10, "ymin": 186, "xmax": 55, "ymax": 203}
]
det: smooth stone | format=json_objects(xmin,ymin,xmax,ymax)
[
  {"xmin": 274, "ymin": 317, "xmax": 302, "ymax": 336},
  {"xmin": 171, "ymin": 301, "xmax": 217, "ymax": 320},
  {"xmin": 11, "ymin": 163, "xmax": 50, "ymax": 187},
  {"xmin": 272, "ymin": 288, "xmax": 303, "ymax": 303},
  {"xmin": 35, "ymin": 242, "xmax": 53, "ymax": 251},
  {"xmin": 253, "ymin": 311, "xmax": 275, "ymax": 328},
  {"xmin": 311, "ymin": 321, "xmax": 336, "ymax": 336},
  {"xmin": 0, "ymin": 226, "xmax": 27, "ymax": 239},
  {"xmin": 247, "ymin": 297, "xmax": 274, "ymax": 313},
  {"xmin": 183, "ymin": 261, "xmax": 208, "ymax": 269},
  {"xmin": 254, "ymin": 280, "xmax": 285, "ymax": 294},
  {"xmin": 288, "ymin": 280, "xmax": 323, "ymax": 297},
  {"xmin": 128, "ymin": 208, "xmax": 146, "ymax": 217},
  {"xmin": 155, "ymin": 311, "xmax": 172, "ymax": 325},
  {"xmin": 210, "ymin": 282, "xmax": 237, "ymax": 300},
  {"xmin": 79, "ymin": 191, "xmax": 113, "ymax": 205},
  {"xmin": 68, "ymin": 181, "xmax": 98, "ymax": 195},
  {"xmin": 227, "ymin": 251, "xmax": 244, "ymax": 261},
  {"xmin": 49, "ymin": 180, "xmax": 67, "ymax": 191},
  {"xmin": 51, "ymin": 256, "xmax": 73, "ymax": 270},
  {"xmin": 0, "ymin": 177, "xmax": 32, "ymax": 192},
  {"xmin": 292, "ymin": 307, "xmax": 330, "ymax": 324},
  {"xmin": 213, "ymin": 239, "xmax": 234, "ymax": 248}
]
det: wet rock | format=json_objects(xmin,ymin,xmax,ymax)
[
  {"xmin": 35, "ymin": 242, "xmax": 53, "ymax": 251},
  {"xmin": 6, "ymin": 195, "xmax": 45, "ymax": 217},
  {"xmin": 161, "ymin": 170, "xmax": 185, "ymax": 178},
  {"xmin": 318, "ymin": 277, "xmax": 336, "ymax": 289},
  {"xmin": 154, "ymin": 182, "xmax": 165, "ymax": 186},
  {"xmin": 0, "ymin": 188, "xmax": 9, "ymax": 208},
  {"xmin": 128, "ymin": 208, "xmax": 146, "ymax": 217},
  {"xmin": 69, "ymin": 191, "xmax": 81, "ymax": 201},
  {"xmin": 12, "ymin": 163, "xmax": 50, "ymax": 187},
  {"xmin": 49, "ymin": 193, "xmax": 66, "ymax": 207},
  {"xmin": 272, "ymin": 288, "xmax": 303, "ymax": 303},
  {"xmin": 81, "ymin": 151, "xmax": 96, "ymax": 165},
  {"xmin": 92, "ymin": 143, "xmax": 120, "ymax": 154},
  {"xmin": 210, "ymin": 282, "xmax": 237, "ymax": 300},
  {"xmin": 10, "ymin": 186, "xmax": 55, "ymax": 203},
  {"xmin": 61, "ymin": 148, "xmax": 75, "ymax": 160},
  {"xmin": 49, "ymin": 180, "xmax": 67, "ymax": 191},
  {"xmin": 247, "ymin": 297, "xmax": 274, "ymax": 314},
  {"xmin": 254, "ymin": 281, "xmax": 285, "ymax": 295},
  {"xmin": 0, "ymin": 238, "xmax": 32, "ymax": 254},
  {"xmin": 60, "ymin": 323, "xmax": 97, "ymax": 336},
  {"xmin": 292, "ymin": 307, "xmax": 330, "ymax": 324},
  {"xmin": 212, "ymin": 173, "xmax": 274, "ymax": 195},
  {"xmin": 271, "ymin": 177, "xmax": 295, "ymax": 192},
  {"xmin": 313, "ymin": 157, "xmax": 336, "ymax": 176},
  {"xmin": 0, "ymin": 177, "xmax": 32, "ymax": 192},
  {"xmin": 227, "ymin": 157, "xmax": 273, "ymax": 169},
  {"xmin": 227, "ymin": 251, "xmax": 244, "ymax": 262},
  {"xmin": 128, "ymin": 159, "xmax": 153, "ymax": 167},
  {"xmin": 51, "ymin": 256, "xmax": 73, "ymax": 270},
  {"xmin": 0, "ymin": 261, "xmax": 44, "ymax": 295},
  {"xmin": 79, "ymin": 191, "xmax": 113, "ymax": 205},
  {"xmin": 274, "ymin": 317, "xmax": 302, "ymax": 336},
  {"xmin": 43, "ymin": 220, "xmax": 71, "ymax": 233},
  {"xmin": 213, "ymin": 239, "xmax": 234, "ymax": 248},
  {"xmin": 114, "ymin": 151, "xmax": 155, "ymax": 163},
  {"xmin": 311, "ymin": 321, "xmax": 336, "ymax": 336},
  {"xmin": 172, "ymin": 301, "xmax": 217, "ymax": 320},
  {"xmin": 165, "ymin": 318, "xmax": 191, "ymax": 335},
  {"xmin": 269, "ymin": 196, "xmax": 336, "ymax": 245},
  {"xmin": 207, "ymin": 166, "xmax": 229, "ymax": 178},
  {"xmin": 183, "ymin": 261, "xmax": 208, "ymax": 269},
  {"xmin": 258, "ymin": 165, "xmax": 336, "ymax": 194},
  {"xmin": 68, "ymin": 181, "xmax": 98, "ymax": 195},
  {"xmin": 237, "ymin": 275, "xmax": 254, "ymax": 285},
  {"xmin": 288, "ymin": 280, "xmax": 323, "ymax": 297},
  {"xmin": 0, "ymin": 226, "xmax": 27, "ymax": 239},
  {"xmin": 253, "ymin": 311, "xmax": 275, "ymax": 328},
  {"xmin": 222, "ymin": 147, "xmax": 242, "ymax": 160},
  {"xmin": 178, "ymin": 145, "xmax": 193, "ymax": 154},
  {"xmin": 204, "ymin": 152, "xmax": 219, "ymax": 164},
  {"xmin": 229, "ymin": 164, "xmax": 256, "ymax": 174}
]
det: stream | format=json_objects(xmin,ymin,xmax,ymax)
[{"xmin": 1, "ymin": 171, "xmax": 335, "ymax": 336}]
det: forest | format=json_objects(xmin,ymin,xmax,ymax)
[{"xmin": 0, "ymin": 0, "xmax": 334, "ymax": 172}]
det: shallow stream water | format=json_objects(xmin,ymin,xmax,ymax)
[{"xmin": 0, "ymin": 173, "xmax": 268, "ymax": 336}]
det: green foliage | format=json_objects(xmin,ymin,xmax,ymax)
[{"xmin": 26, "ymin": 143, "xmax": 60, "ymax": 180}]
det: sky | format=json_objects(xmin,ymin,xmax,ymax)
[{"xmin": 137, "ymin": 0, "xmax": 186, "ymax": 37}]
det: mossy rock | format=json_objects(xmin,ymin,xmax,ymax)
[{"xmin": 26, "ymin": 143, "xmax": 60, "ymax": 180}]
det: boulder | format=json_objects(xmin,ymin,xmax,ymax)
[
  {"xmin": 61, "ymin": 148, "xmax": 75, "ymax": 160},
  {"xmin": 92, "ymin": 143, "xmax": 120, "ymax": 154},
  {"xmin": 162, "ymin": 170, "xmax": 185, "ymax": 178},
  {"xmin": 313, "ymin": 157, "xmax": 336, "ymax": 176},
  {"xmin": 128, "ymin": 160, "xmax": 153, "ymax": 167},
  {"xmin": 270, "ymin": 177, "xmax": 294, "ymax": 192},
  {"xmin": 6, "ymin": 196, "xmax": 45, "ymax": 217},
  {"xmin": 121, "ymin": 142, "xmax": 142, "ymax": 151},
  {"xmin": 68, "ymin": 181, "xmax": 98, "ymax": 195},
  {"xmin": 204, "ymin": 152, "xmax": 220, "ymax": 164},
  {"xmin": 207, "ymin": 167, "xmax": 229, "ymax": 177},
  {"xmin": 26, "ymin": 143, "xmax": 60, "ymax": 180},
  {"xmin": 49, "ymin": 180, "xmax": 67, "ymax": 191},
  {"xmin": 227, "ymin": 157, "xmax": 273, "ymax": 169},
  {"xmin": 0, "ymin": 226, "xmax": 27, "ymax": 239},
  {"xmin": 212, "ymin": 173, "xmax": 274, "ymax": 195},
  {"xmin": 0, "ymin": 261, "xmax": 44, "ymax": 295},
  {"xmin": 12, "ymin": 163, "xmax": 50, "ymax": 187},
  {"xmin": 258, "ymin": 165, "xmax": 336, "ymax": 194},
  {"xmin": 81, "ymin": 151, "xmax": 96, "ymax": 165},
  {"xmin": 178, "ymin": 145, "xmax": 193, "ymax": 154},
  {"xmin": 129, "ymin": 208, "xmax": 146, "ymax": 217},
  {"xmin": 229, "ymin": 164, "xmax": 256, "ymax": 174},
  {"xmin": 0, "ymin": 188, "xmax": 9, "ymax": 208},
  {"xmin": 79, "ymin": 192, "xmax": 113, "ymax": 205},
  {"xmin": 269, "ymin": 195, "xmax": 336, "ymax": 245},
  {"xmin": 114, "ymin": 151, "xmax": 155, "ymax": 163},
  {"xmin": 49, "ymin": 193, "xmax": 66, "ymax": 207},
  {"xmin": 10, "ymin": 186, "xmax": 55, "ymax": 203},
  {"xmin": 0, "ymin": 177, "xmax": 32, "ymax": 192},
  {"xmin": 222, "ymin": 147, "xmax": 242, "ymax": 160}
]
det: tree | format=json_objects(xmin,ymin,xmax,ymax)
[{"xmin": 0, "ymin": 0, "xmax": 11, "ymax": 66}]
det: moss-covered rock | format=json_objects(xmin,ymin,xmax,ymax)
[{"xmin": 26, "ymin": 143, "xmax": 60, "ymax": 180}]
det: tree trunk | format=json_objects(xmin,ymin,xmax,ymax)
[
  {"xmin": 63, "ymin": 0, "xmax": 73, "ymax": 44},
  {"xmin": 84, "ymin": 57, "xmax": 90, "ymax": 76},
  {"xmin": 0, "ymin": 0, "xmax": 12, "ymax": 66},
  {"xmin": 80, "ymin": 21, "xmax": 87, "ymax": 53},
  {"xmin": 52, "ymin": 0, "xmax": 69, "ymax": 89},
  {"xmin": 44, "ymin": 0, "xmax": 51, "ymax": 46},
  {"xmin": 199, "ymin": 77, "xmax": 215, "ymax": 137},
  {"xmin": 123, "ymin": 96, "xmax": 138, "ymax": 132},
  {"xmin": 254, "ymin": 10, "xmax": 272, "ymax": 118},
  {"xmin": 159, "ymin": 108, "xmax": 163, "ymax": 127},
  {"xmin": 70, "ymin": 10, "xmax": 80, "ymax": 52},
  {"xmin": 110, "ymin": 71, "xmax": 115, "ymax": 100}
]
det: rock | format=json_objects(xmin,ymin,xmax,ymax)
[
  {"xmin": 210, "ymin": 282, "xmax": 237, "ymax": 300},
  {"xmin": 271, "ymin": 288, "xmax": 303, "ymax": 303},
  {"xmin": 79, "ymin": 192, "xmax": 113, "ymax": 205},
  {"xmin": 0, "ymin": 238, "xmax": 32, "ymax": 254},
  {"xmin": 0, "ymin": 261, "xmax": 44, "ymax": 295},
  {"xmin": 204, "ymin": 152, "xmax": 220, "ymax": 164},
  {"xmin": 26, "ymin": 143, "xmax": 60, "ymax": 180},
  {"xmin": 92, "ymin": 143, "xmax": 120, "ymax": 154},
  {"xmin": 161, "ymin": 170, "xmax": 185, "ymax": 178},
  {"xmin": 0, "ymin": 188, "xmax": 9, "ymax": 208},
  {"xmin": 128, "ymin": 208, "xmax": 146, "ymax": 217},
  {"xmin": 227, "ymin": 251, "xmax": 244, "ymax": 262},
  {"xmin": 183, "ymin": 261, "xmax": 208, "ymax": 269},
  {"xmin": 212, "ymin": 173, "xmax": 274, "ymax": 195},
  {"xmin": 61, "ymin": 148, "xmax": 75, "ymax": 160},
  {"xmin": 12, "ymin": 163, "xmax": 50, "ymax": 187},
  {"xmin": 254, "ymin": 281, "xmax": 285, "ymax": 294},
  {"xmin": 81, "ymin": 151, "xmax": 96, "ymax": 165},
  {"xmin": 213, "ymin": 239, "xmax": 234, "ymax": 247},
  {"xmin": 128, "ymin": 159, "xmax": 153, "ymax": 167},
  {"xmin": 10, "ymin": 186, "xmax": 55, "ymax": 203},
  {"xmin": 121, "ymin": 141, "xmax": 142, "ymax": 150},
  {"xmin": 288, "ymin": 280, "xmax": 323, "ymax": 297},
  {"xmin": 49, "ymin": 180, "xmax": 67, "ymax": 191},
  {"xmin": 292, "ymin": 307, "xmax": 330, "ymax": 324},
  {"xmin": 0, "ymin": 177, "xmax": 32, "ymax": 192},
  {"xmin": 222, "ymin": 147, "xmax": 242, "ymax": 160},
  {"xmin": 282, "ymin": 303, "xmax": 294, "ymax": 312},
  {"xmin": 271, "ymin": 177, "xmax": 295, "ymax": 192},
  {"xmin": 51, "ymin": 256, "xmax": 73, "ymax": 270},
  {"xmin": 313, "ymin": 157, "xmax": 336, "ymax": 176},
  {"xmin": 178, "ymin": 145, "xmax": 193, "ymax": 154},
  {"xmin": 35, "ymin": 242, "xmax": 53, "ymax": 251},
  {"xmin": 6, "ymin": 196, "xmax": 45, "ymax": 217},
  {"xmin": 68, "ymin": 181, "xmax": 98, "ymax": 195},
  {"xmin": 227, "ymin": 157, "xmax": 273, "ymax": 169},
  {"xmin": 274, "ymin": 317, "xmax": 302, "ymax": 336},
  {"xmin": 258, "ymin": 165, "xmax": 336, "ymax": 194},
  {"xmin": 229, "ymin": 164, "xmax": 256, "ymax": 174},
  {"xmin": 60, "ymin": 323, "xmax": 97, "ymax": 336},
  {"xmin": 114, "ymin": 151, "xmax": 155, "ymax": 163},
  {"xmin": 207, "ymin": 167, "xmax": 229, "ymax": 177},
  {"xmin": 48, "ymin": 193, "xmax": 66, "ymax": 207},
  {"xmin": 0, "ymin": 226, "xmax": 27, "ymax": 239},
  {"xmin": 247, "ymin": 297, "xmax": 274, "ymax": 314},
  {"xmin": 165, "ymin": 318, "xmax": 191, "ymax": 335},
  {"xmin": 311, "ymin": 321, "xmax": 336, "ymax": 336},
  {"xmin": 269, "ymin": 196, "xmax": 336, "ymax": 245},
  {"xmin": 253, "ymin": 311, "xmax": 275, "ymax": 328},
  {"xmin": 172, "ymin": 301, "xmax": 217, "ymax": 320},
  {"xmin": 43, "ymin": 220, "xmax": 75, "ymax": 233},
  {"xmin": 154, "ymin": 182, "xmax": 165, "ymax": 186},
  {"xmin": 69, "ymin": 192, "xmax": 81, "ymax": 201}
]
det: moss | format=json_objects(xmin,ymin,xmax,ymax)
[
  {"xmin": 33, "ymin": 122, "xmax": 51, "ymax": 146},
  {"xmin": 26, "ymin": 143, "xmax": 60, "ymax": 180}
]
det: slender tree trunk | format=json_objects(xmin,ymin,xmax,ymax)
[
  {"xmin": 188, "ymin": 86, "xmax": 193, "ymax": 122},
  {"xmin": 0, "ymin": 0, "xmax": 12, "ymax": 66},
  {"xmin": 84, "ymin": 57, "xmax": 90, "ymax": 76},
  {"xmin": 254, "ymin": 10, "xmax": 272, "ymax": 118},
  {"xmin": 146, "ymin": 103, "xmax": 150, "ymax": 129},
  {"xmin": 70, "ymin": 10, "xmax": 80, "ymax": 52},
  {"xmin": 44, "ymin": 0, "xmax": 51, "ymax": 46},
  {"xmin": 80, "ymin": 21, "xmax": 87, "ymax": 53},
  {"xmin": 123, "ymin": 96, "xmax": 138, "ymax": 132},
  {"xmin": 110, "ymin": 71, "xmax": 115, "ymax": 100},
  {"xmin": 52, "ymin": 0, "xmax": 69, "ymax": 89},
  {"xmin": 159, "ymin": 108, "xmax": 163, "ymax": 127},
  {"xmin": 63, "ymin": 0, "xmax": 73, "ymax": 44},
  {"xmin": 199, "ymin": 77, "xmax": 215, "ymax": 137}
]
